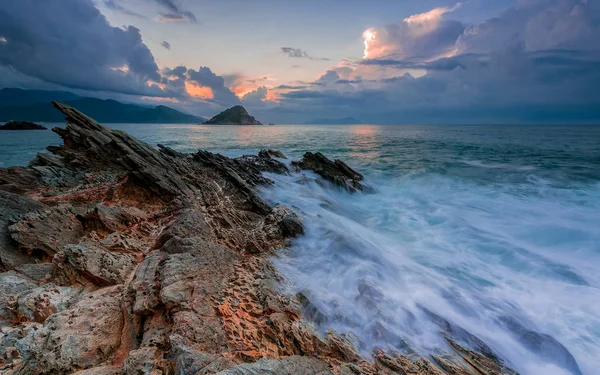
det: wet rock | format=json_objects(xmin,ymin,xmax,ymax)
[
  {"xmin": 500, "ymin": 316, "xmax": 582, "ymax": 375},
  {"xmin": 292, "ymin": 152, "xmax": 371, "ymax": 193},
  {"xmin": 214, "ymin": 356, "xmax": 333, "ymax": 375},
  {"xmin": 259, "ymin": 149, "xmax": 287, "ymax": 159},
  {"xmin": 236, "ymin": 154, "xmax": 290, "ymax": 175},
  {"xmin": 266, "ymin": 204, "xmax": 304, "ymax": 238},
  {"xmin": 56, "ymin": 242, "xmax": 137, "ymax": 286}
]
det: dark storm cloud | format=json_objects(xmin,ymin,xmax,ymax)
[
  {"xmin": 281, "ymin": 47, "xmax": 330, "ymax": 61},
  {"xmin": 0, "ymin": 0, "xmax": 165, "ymax": 96},
  {"xmin": 161, "ymin": 41, "xmax": 171, "ymax": 50},
  {"xmin": 154, "ymin": 0, "xmax": 197, "ymax": 22},
  {"xmin": 187, "ymin": 66, "xmax": 240, "ymax": 105}
]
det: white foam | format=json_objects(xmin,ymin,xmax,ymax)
[{"xmin": 261, "ymin": 170, "xmax": 600, "ymax": 375}]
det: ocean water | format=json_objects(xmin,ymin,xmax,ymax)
[{"xmin": 2, "ymin": 123, "xmax": 600, "ymax": 375}]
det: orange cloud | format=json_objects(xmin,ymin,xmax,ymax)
[
  {"xmin": 265, "ymin": 89, "xmax": 278, "ymax": 102},
  {"xmin": 234, "ymin": 86, "xmax": 254, "ymax": 98},
  {"xmin": 185, "ymin": 81, "xmax": 214, "ymax": 99}
]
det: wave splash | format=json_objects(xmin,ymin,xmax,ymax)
[{"xmin": 261, "ymin": 166, "xmax": 600, "ymax": 375}]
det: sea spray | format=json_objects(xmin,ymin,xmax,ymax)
[{"xmin": 261, "ymin": 164, "xmax": 600, "ymax": 375}]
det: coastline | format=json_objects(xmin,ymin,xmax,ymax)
[{"xmin": 0, "ymin": 102, "xmax": 521, "ymax": 374}]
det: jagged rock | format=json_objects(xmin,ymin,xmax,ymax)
[
  {"xmin": 258, "ymin": 149, "xmax": 287, "ymax": 159},
  {"xmin": 0, "ymin": 121, "xmax": 47, "ymax": 130},
  {"xmin": 214, "ymin": 356, "xmax": 333, "ymax": 375},
  {"xmin": 15, "ymin": 286, "xmax": 124, "ymax": 374},
  {"xmin": 292, "ymin": 152, "xmax": 371, "ymax": 193},
  {"xmin": 204, "ymin": 106, "xmax": 262, "ymax": 125},
  {"xmin": 236, "ymin": 155, "xmax": 290, "ymax": 175}
]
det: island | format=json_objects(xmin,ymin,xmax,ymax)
[
  {"xmin": 0, "ymin": 120, "xmax": 47, "ymax": 130},
  {"xmin": 204, "ymin": 105, "xmax": 262, "ymax": 125}
]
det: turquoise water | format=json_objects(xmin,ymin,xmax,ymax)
[{"xmin": 2, "ymin": 123, "xmax": 600, "ymax": 374}]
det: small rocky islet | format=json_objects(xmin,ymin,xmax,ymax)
[
  {"xmin": 0, "ymin": 102, "xmax": 521, "ymax": 374},
  {"xmin": 0, "ymin": 121, "xmax": 47, "ymax": 130},
  {"xmin": 203, "ymin": 105, "xmax": 262, "ymax": 125}
]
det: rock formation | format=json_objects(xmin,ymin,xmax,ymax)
[
  {"xmin": 0, "ymin": 121, "xmax": 47, "ymax": 130},
  {"xmin": 0, "ymin": 102, "xmax": 520, "ymax": 375},
  {"xmin": 292, "ymin": 152, "xmax": 372, "ymax": 193},
  {"xmin": 204, "ymin": 106, "xmax": 262, "ymax": 125}
]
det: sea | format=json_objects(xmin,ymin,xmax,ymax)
[{"xmin": 1, "ymin": 123, "xmax": 600, "ymax": 375}]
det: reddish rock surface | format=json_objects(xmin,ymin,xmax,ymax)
[{"xmin": 0, "ymin": 102, "xmax": 518, "ymax": 375}]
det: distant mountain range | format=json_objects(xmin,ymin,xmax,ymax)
[
  {"xmin": 303, "ymin": 117, "xmax": 362, "ymax": 125},
  {"xmin": 0, "ymin": 88, "xmax": 205, "ymax": 123}
]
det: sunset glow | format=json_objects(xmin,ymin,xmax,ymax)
[
  {"xmin": 363, "ymin": 29, "xmax": 376, "ymax": 58},
  {"xmin": 185, "ymin": 81, "xmax": 214, "ymax": 99}
]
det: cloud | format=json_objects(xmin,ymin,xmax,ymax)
[
  {"xmin": 281, "ymin": 47, "xmax": 330, "ymax": 61},
  {"xmin": 265, "ymin": 0, "xmax": 600, "ymax": 123},
  {"xmin": 103, "ymin": 0, "xmax": 146, "ymax": 18},
  {"xmin": 363, "ymin": 3, "xmax": 464, "ymax": 61},
  {"xmin": 0, "ymin": 0, "xmax": 166, "ymax": 97},
  {"xmin": 154, "ymin": 0, "xmax": 196, "ymax": 22},
  {"xmin": 187, "ymin": 67, "xmax": 240, "ymax": 105},
  {"xmin": 161, "ymin": 41, "xmax": 171, "ymax": 50}
]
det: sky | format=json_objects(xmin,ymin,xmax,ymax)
[{"xmin": 0, "ymin": 0, "xmax": 599, "ymax": 124}]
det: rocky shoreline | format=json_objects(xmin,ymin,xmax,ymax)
[{"xmin": 0, "ymin": 102, "xmax": 520, "ymax": 374}]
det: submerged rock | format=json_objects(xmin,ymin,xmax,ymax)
[
  {"xmin": 0, "ymin": 121, "xmax": 47, "ymax": 130},
  {"xmin": 292, "ymin": 152, "xmax": 372, "ymax": 193}
]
